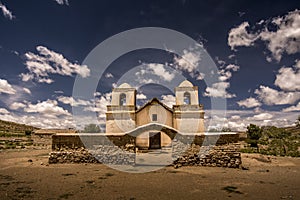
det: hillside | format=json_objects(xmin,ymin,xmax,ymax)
[{"xmin": 0, "ymin": 119, "xmax": 38, "ymax": 134}]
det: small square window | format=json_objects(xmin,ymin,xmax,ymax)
[{"xmin": 152, "ymin": 114, "xmax": 157, "ymax": 121}]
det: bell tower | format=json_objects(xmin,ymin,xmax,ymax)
[
  {"xmin": 173, "ymin": 80, "xmax": 205, "ymax": 133},
  {"xmin": 106, "ymin": 83, "xmax": 136, "ymax": 134}
]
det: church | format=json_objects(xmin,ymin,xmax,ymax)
[{"xmin": 106, "ymin": 80, "xmax": 205, "ymax": 150}]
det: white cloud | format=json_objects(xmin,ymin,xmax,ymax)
[
  {"xmin": 259, "ymin": 10, "xmax": 300, "ymax": 61},
  {"xmin": 105, "ymin": 72, "xmax": 114, "ymax": 78},
  {"xmin": 0, "ymin": 2, "xmax": 14, "ymax": 20},
  {"xmin": 136, "ymin": 93, "xmax": 147, "ymax": 100},
  {"xmin": 174, "ymin": 46, "xmax": 201, "ymax": 73},
  {"xmin": 161, "ymin": 94, "xmax": 175, "ymax": 108},
  {"xmin": 225, "ymin": 64, "xmax": 240, "ymax": 71},
  {"xmin": 37, "ymin": 77, "xmax": 54, "ymax": 84},
  {"xmin": 217, "ymin": 64, "xmax": 240, "ymax": 82},
  {"xmin": 282, "ymin": 102, "xmax": 300, "ymax": 112},
  {"xmin": 91, "ymin": 92, "xmax": 112, "ymax": 119},
  {"xmin": 10, "ymin": 102, "xmax": 26, "ymax": 110},
  {"xmin": 228, "ymin": 9, "xmax": 300, "ymax": 61},
  {"xmin": 54, "ymin": 0, "xmax": 69, "ymax": 5},
  {"xmin": 275, "ymin": 60, "xmax": 300, "ymax": 91},
  {"xmin": 204, "ymin": 82, "xmax": 236, "ymax": 98},
  {"xmin": 228, "ymin": 22, "xmax": 258, "ymax": 50},
  {"xmin": 23, "ymin": 88, "xmax": 31, "ymax": 94},
  {"xmin": 255, "ymin": 85, "xmax": 300, "ymax": 105},
  {"xmin": 21, "ymin": 46, "xmax": 90, "ymax": 84},
  {"xmin": 0, "ymin": 78, "xmax": 16, "ymax": 94},
  {"xmin": 147, "ymin": 63, "xmax": 175, "ymax": 82},
  {"xmin": 206, "ymin": 109, "xmax": 298, "ymax": 131},
  {"xmin": 24, "ymin": 100, "xmax": 71, "ymax": 117},
  {"xmin": 231, "ymin": 115, "xmax": 241, "ymax": 120},
  {"xmin": 247, "ymin": 113, "xmax": 273, "ymax": 121},
  {"xmin": 19, "ymin": 73, "xmax": 34, "ymax": 82},
  {"xmin": 237, "ymin": 97, "xmax": 261, "ymax": 108},
  {"xmin": 0, "ymin": 111, "xmax": 76, "ymax": 129},
  {"xmin": 57, "ymin": 96, "xmax": 91, "ymax": 107},
  {"xmin": 0, "ymin": 108, "xmax": 9, "ymax": 114}
]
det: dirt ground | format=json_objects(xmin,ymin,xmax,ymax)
[{"xmin": 0, "ymin": 148, "xmax": 299, "ymax": 200}]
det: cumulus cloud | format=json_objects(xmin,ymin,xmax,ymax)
[
  {"xmin": 228, "ymin": 9, "xmax": 300, "ymax": 61},
  {"xmin": 23, "ymin": 88, "xmax": 31, "ymax": 94},
  {"xmin": 206, "ymin": 109, "xmax": 298, "ymax": 131},
  {"xmin": 91, "ymin": 92, "xmax": 112, "ymax": 119},
  {"xmin": 275, "ymin": 60, "xmax": 300, "ymax": 91},
  {"xmin": 134, "ymin": 63, "xmax": 175, "ymax": 84},
  {"xmin": 228, "ymin": 22, "xmax": 258, "ymax": 50},
  {"xmin": 204, "ymin": 82, "xmax": 236, "ymax": 98},
  {"xmin": 21, "ymin": 46, "xmax": 90, "ymax": 84},
  {"xmin": 19, "ymin": 73, "xmax": 34, "ymax": 82},
  {"xmin": 218, "ymin": 64, "xmax": 240, "ymax": 82},
  {"xmin": 0, "ymin": 78, "xmax": 16, "ymax": 94},
  {"xmin": 57, "ymin": 96, "xmax": 91, "ymax": 107},
  {"xmin": 282, "ymin": 102, "xmax": 300, "ymax": 112},
  {"xmin": 147, "ymin": 63, "xmax": 175, "ymax": 82},
  {"xmin": 24, "ymin": 100, "xmax": 71, "ymax": 117},
  {"xmin": 202, "ymin": 59, "xmax": 240, "ymax": 98},
  {"xmin": 161, "ymin": 94, "xmax": 176, "ymax": 108},
  {"xmin": 10, "ymin": 102, "xmax": 26, "ymax": 110},
  {"xmin": 255, "ymin": 85, "xmax": 300, "ymax": 105},
  {"xmin": 174, "ymin": 46, "xmax": 201, "ymax": 73},
  {"xmin": 247, "ymin": 113, "xmax": 273, "ymax": 121},
  {"xmin": 54, "ymin": 0, "xmax": 69, "ymax": 5},
  {"xmin": 0, "ymin": 108, "xmax": 9, "ymax": 114},
  {"xmin": 136, "ymin": 93, "xmax": 147, "ymax": 100},
  {"xmin": 237, "ymin": 97, "xmax": 261, "ymax": 108},
  {"xmin": 0, "ymin": 2, "xmax": 14, "ymax": 20}
]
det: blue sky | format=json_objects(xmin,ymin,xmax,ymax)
[{"xmin": 0, "ymin": 0, "xmax": 299, "ymax": 130}]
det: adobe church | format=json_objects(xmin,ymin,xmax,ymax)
[{"xmin": 106, "ymin": 80, "xmax": 205, "ymax": 150}]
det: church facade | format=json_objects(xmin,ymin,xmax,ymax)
[{"xmin": 106, "ymin": 80, "xmax": 205, "ymax": 149}]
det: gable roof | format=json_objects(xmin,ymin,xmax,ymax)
[{"xmin": 136, "ymin": 98, "xmax": 173, "ymax": 113}]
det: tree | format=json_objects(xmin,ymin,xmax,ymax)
[
  {"xmin": 246, "ymin": 124, "xmax": 262, "ymax": 148},
  {"xmin": 246, "ymin": 124, "xmax": 262, "ymax": 140},
  {"xmin": 82, "ymin": 124, "xmax": 101, "ymax": 133}
]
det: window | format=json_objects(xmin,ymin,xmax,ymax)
[
  {"xmin": 119, "ymin": 93, "xmax": 126, "ymax": 106},
  {"xmin": 183, "ymin": 92, "xmax": 191, "ymax": 105},
  {"xmin": 152, "ymin": 114, "xmax": 157, "ymax": 121}
]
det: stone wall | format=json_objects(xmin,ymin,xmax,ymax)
[
  {"xmin": 172, "ymin": 142, "xmax": 241, "ymax": 168},
  {"xmin": 49, "ymin": 146, "xmax": 135, "ymax": 165},
  {"xmin": 49, "ymin": 133, "xmax": 242, "ymax": 168}
]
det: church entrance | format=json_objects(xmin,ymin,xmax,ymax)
[{"xmin": 149, "ymin": 132, "xmax": 161, "ymax": 149}]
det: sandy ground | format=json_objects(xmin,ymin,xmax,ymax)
[{"xmin": 0, "ymin": 149, "xmax": 299, "ymax": 200}]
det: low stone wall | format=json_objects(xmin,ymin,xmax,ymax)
[
  {"xmin": 49, "ymin": 146, "xmax": 135, "ymax": 165},
  {"xmin": 173, "ymin": 143, "xmax": 241, "ymax": 168},
  {"xmin": 49, "ymin": 133, "xmax": 241, "ymax": 168}
]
